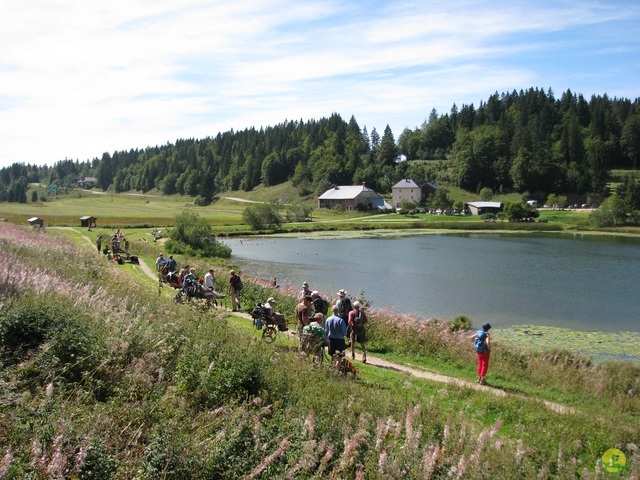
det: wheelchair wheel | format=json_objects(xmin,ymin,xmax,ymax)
[
  {"xmin": 262, "ymin": 325, "xmax": 277, "ymax": 343},
  {"xmin": 312, "ymin": 347, "xmax": 324, "ymax": 367}
]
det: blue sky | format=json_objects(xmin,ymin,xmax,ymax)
[{"xmin": 1, "ymin": 0, "xmax": 639, "ymax": 168}]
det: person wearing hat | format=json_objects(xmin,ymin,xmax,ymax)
[
  {"xmin": 298, "ymin": 281, "xmax": 312, "ymax": 301},
  {"xmin": 336, "ymin": 289, "xmax": 353, "ymax": 322},
  {"xmin": 471, "ymin": 322, "xmax": 492, "ymax": 385},
  {"xmin": 155, "ymin": 252, "xmax": 167, "ymax": 272},
  {"xmin": 348, "ymin": 301, "xmax": 368, "ymax": 363},
  {"xmin": 260, "ymin": 297, "xmax": 281, "ymax": 326},
  {"xmin": 311, "ymin": 290, "xmax": 329, "ymax": 316},
  {"xmin": 263, "ymin": 297, "xmax": 277, "ymax": 318}
]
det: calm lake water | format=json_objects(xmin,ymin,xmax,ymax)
[{"xmin": 226, "ymin": 233, "xmax": 640, "ymax": 333}]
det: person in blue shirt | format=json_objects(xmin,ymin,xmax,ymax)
[
  {"xmin": 324, "ymin": 305, "xmax": 348, "ymax": 356},
  {"xmin": 166, "ymin": 255, "xmax": 177, "ymax": 273},
  {"xmin": 471, "ymin": 322, "xmax": 492, "ymax": 385}
]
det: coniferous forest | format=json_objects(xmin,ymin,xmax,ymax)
[{"xmin": 2, "ymin": 88, "xmax": 639, "ymax": 203}]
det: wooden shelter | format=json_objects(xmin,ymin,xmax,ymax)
[
  {"xmin": 27, "ymin": 217, "xmax": 44, "ymax": 228},
  {"xmin": 79, "ymin": 216, "xmax": 97, "ymax": 228}
]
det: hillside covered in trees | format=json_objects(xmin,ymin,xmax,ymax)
[{"xmin": 2, "ymin": 88, "xmax": 639, "ymax": 204}]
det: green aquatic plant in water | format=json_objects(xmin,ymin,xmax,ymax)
[{"xmin": 497, "ymin": 325, "xmax": 640, "ymax": 364}]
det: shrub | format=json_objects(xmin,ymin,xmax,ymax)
[
  {"xmin": 167, "ymin": 210, "xmax": 230, "ymax": 257},
  {"xmin": 449, "ymin": 314, "xmax": 472, "ymax": 331},
  {"xmin": 242, "ymin": 203, "xmax": 282, "ymax": 230},
  {"xmin": 0, "ymin": 295, "xmax": 103, "ymax": 382},
  {"xmin": 174, "ymin": 319, "xmax": 278, "ymax": 408},
  {"xmin": 194, "ymin": 195, "xmax": 209, "ymax": 206},
  {"xmin": 77, "ymin": 440, "xmax": 118, "ymax": 480},
  {"xmin": 590, "ymin": 196, "xmax": 627, "ymax": 227}
]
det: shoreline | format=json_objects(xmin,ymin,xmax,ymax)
[
  {"xmin": 238, "ymin": 227, "xmax": 640, "ymax": 240},
  {"xmin": 228, "ymin": 230, "xmax": 640, "ymax": 364}
]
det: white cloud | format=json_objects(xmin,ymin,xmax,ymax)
[{"xmin": 0, "ymin": 0, "xmax": 639, "ymax": 167}]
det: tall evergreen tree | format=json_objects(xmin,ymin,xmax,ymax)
[{"xmin": 621, "ymin": 113, "xmax": 640, "ymax": 169}]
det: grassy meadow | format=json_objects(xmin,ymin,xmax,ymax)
[
  {"xmin": 0, "ymin": 219, "xmax": 639, "ymax": 478},
  {"xmin": 0, "ymin": 181, "xmax": 611, "ymax": 236}
]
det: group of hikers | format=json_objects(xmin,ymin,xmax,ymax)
[
  {"xmin": 284, "ymin": 281, "xmax": 491, "ymax": 381},
  {"xmin": 151, "ymin": 251, "xmax": 492, "ymax": 383},
  {"xmin": 249, "ymin": 282, "xmax": 367, "ymax": 365},
  {"xmin": 261, "ymin": 282, "xmax": 370, "ymax": 363},
  {"xmin": 96, "ymin": 230, "xmax": 139, "ymax": 264},
  {"xmin": 156, "ymin": 253, "xmax": 226, "ymax": 306}
]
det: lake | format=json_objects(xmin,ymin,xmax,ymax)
[{"xmin": 226, "ymin": 232, "xmax": 640, "ymax": 333}]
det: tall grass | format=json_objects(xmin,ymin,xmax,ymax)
[
  {"xmin": 365, "ymin": 306, "xmax": 640, "ymax": 417},
  {"xmin": 0, "ymin": 222, "xmax": 638, "ymax": 479}
]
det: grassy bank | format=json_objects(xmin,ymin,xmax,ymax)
[{"xmin": 0, "ymin": 223, "xmax": 638, "ymax": 479}]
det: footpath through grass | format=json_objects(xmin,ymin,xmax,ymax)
[{"xmin": 1, "ymin": 222, "xmax": 638, "ymax": 478}]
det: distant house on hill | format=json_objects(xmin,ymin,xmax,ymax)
[
  {"xmin": 318, "ymin": 184, "xmax": 391, "ymax": 211},
  {"xmin": 391, "ymin": 179, "xmax": 439, "ymax": 210},
  {"xmin": 464, "ymin": 201, "xmax": 503, "ymax": 215},
  {"xmin": 77, "ymin": 177, "xmax": 97, "ymax": 189}
]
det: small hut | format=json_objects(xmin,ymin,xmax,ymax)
[
  {"xmin": 28, "ymin": 217, "xmax": 44, "ymax": 228},
  {"xmin": 79, "ymin": 216, "xmax": 97, "ymax": 229}
]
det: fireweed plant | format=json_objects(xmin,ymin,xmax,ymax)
[{"xmin": 0, "ymin": 222, "xmax": 638, "ymax": 479}]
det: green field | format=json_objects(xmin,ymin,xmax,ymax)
[{"xmin": 1, "ymin": 182, "xmax": 616, "ymax": 236}]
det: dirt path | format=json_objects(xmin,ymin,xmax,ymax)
[
  {"xmin": 135, "ymin": 254, "xmax": 158, "ymax": 280},
  {"xmin": 226, "ymin": 311, "xmax": 574, "ymax": 415},
  {"xmin": 64, "ymin": 226, "xmax": 160, "ymax": 284},
  {"xmin": 69, "ymin": 227, "xmax": 573, "ymax": 415}
]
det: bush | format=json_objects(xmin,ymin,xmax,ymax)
[
  {"xmin": 167, "ymin": 210, "xmax": 230, "ymax": 257},
  {"xmin": 590, "ymin": 196, "xmax": 627, "ymax": 227},
  {"xmin": 0, "ymin": 295, "xmax": 102, "ymax": 382},
  {"xmin": 174, "ymin": 319, "xmax": 276, "ymax": 408},
  {"xmin": 194, "ymin": 195, "xmax": 209, "ymax": 206},
  {"xmin": 449, "ymin": 314, "xmax": 472, "ymax": 331},
  {"xmin": 242, "ymin": 203, "xmax": 282, "ymax": 230}
]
